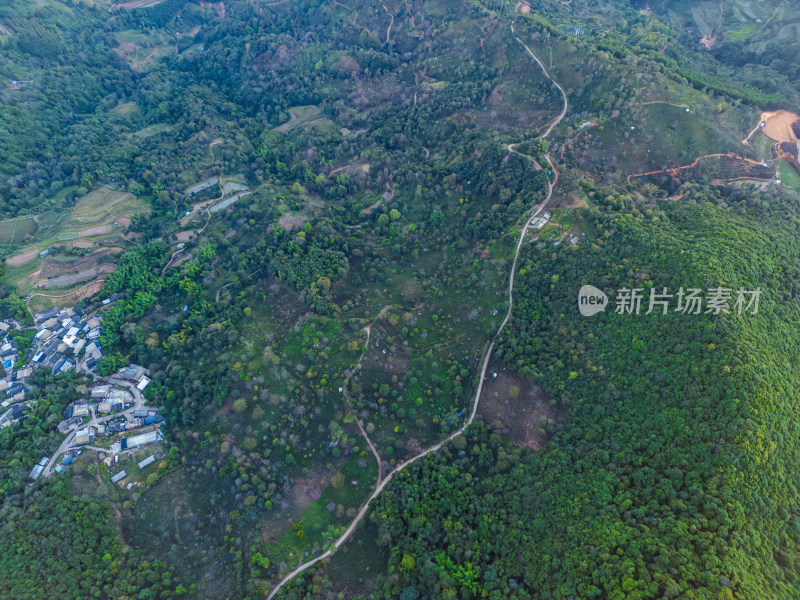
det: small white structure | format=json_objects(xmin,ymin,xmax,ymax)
[{"xmin": 138, "ymin": 455, "xmax": 156, "ymax": 470}]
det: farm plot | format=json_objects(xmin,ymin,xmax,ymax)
[
  {"xmin": 27, "ymin": 280, "xmax": 106, "ymax": 314},
  {"xmin": 273, "ymin": 105, "xmax": 337, "ymax": 134},
  {"xmin": 0, "ymin": 216, "xmax": 37, "ymax": 245},
  {"xmin": 113, "ymin": 28, "xmax": 174, "ymax": 71},
  {"xmin": 61, "ymin": 186, "xmax": 147, "ymax": 237},
  {"xmin": 19, "ymin": 248, "xmax": 122, "ymax": 295}
]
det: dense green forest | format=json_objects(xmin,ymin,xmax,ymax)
[{"xmin": 1, "ymin": 0, "xmax": 800, "ymax": 598}]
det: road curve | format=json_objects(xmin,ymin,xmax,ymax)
[{"xmin": 266, "ymin": 22, "xmax": 567, "ymax": 600}]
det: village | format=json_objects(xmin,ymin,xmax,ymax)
[{"xmin": 0, "ymin": 297, "xmax": 165, "ymax": 489}]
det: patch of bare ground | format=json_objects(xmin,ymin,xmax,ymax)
[
  {"xmin": 39, "ymin": 269, "xmax": 98, "ymax": 288},
  {"xmin": 6, "ymin": 247, "xmax": 39, "ymax": 267},
  {"xmin": 278, "ymin": 211, "xmax": 308, "ymax": 232},
  {"xmin": 361, "ymin": 320, "xmax": 411, "ymax": 377},
  {"xmin": 114, "ymin": 42, "xmax": 137, "ymax": 56},
  {"xmin": 80, "ymin": 224, "xmax": 111, "ymax": 237},
  {"xmin": 175, "ymin": 230, "xmax": 196, "ymax": 242},
  {"xmin": 68, "ymin": 240, "xmax": 97, "ymax": 250},
  {"xmin": 399, "ymin": 277, "xmax": 423, "ymax": 302},
  {"xmin": 761, "ymin": 110, "xmax": 800, "ymax": 144},
  {"xmin": 551, "ymin": 190, "xmax": 588, "ymax": 209},
  {"xmin": 477, "ymin": 360, "xmax": 563, "ymax": 450},
  {"xmin": 360, "ymin": 198, "xmax": 382, "ymax": 215},
  {"xmin": 116, "ymin": 215, "xmax": 132, "ymax": 228},
  {"xmin": 170, "ymin": 254, "xmax": 193, "ymax": 270},
  {"xmin": 38, "ymin": 249, "xmax": 120, "ymax": 279},
  {"xmin": 111, "ymin": 0, "xmax": 164, "ymax": 10}
]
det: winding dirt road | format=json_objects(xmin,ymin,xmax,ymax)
[
  {"xmin": 382, "ymin": 4, "xmax": 394, "ymax": 45},
  {"xmin": 627, "ymin": 152, "xmax": 772, "ymax": 183},
  {"xmin": 507, "ymin": 143, "xmax": 542, "ymax": 170},
  {"xmin": 266, "ymin": 22, "xmax": 567, "ymax": 600}
]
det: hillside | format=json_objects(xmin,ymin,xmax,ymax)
[{"xmin": 0, "ymin": 0, "xmax": 799, "ymax": 599}]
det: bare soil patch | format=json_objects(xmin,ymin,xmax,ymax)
[
  {"xmin": 40, "ymin": 269, "xmax": 98, "ymax": 289},
  {"xmin": 7, "ymin": 247, "xmax": 39, "ymax": 267},
  {"xmin": 487, "ymin": 89, "xmax": 503, "ymax": 105},
  {"xmin": 477, "ymin": 360, "xmax": 562, "ymax": 450},
  {"xmin": 80, "ymin": 225, "xmax": 112, "ymax": 237},
  {"xmin": 38, "ymin": 248, "xmax": 120, "ymax": 279},
  {"xmin": 761, "ymin": 110, "xmax": 800, "ymax": 144},
  {"xmin": 265, "ymin": 281, "xmax": 311, "ymax": 333},
  {"xmin": 551, "ymin": 190, "xmax": 588, "ymax": 209},
  {"xmin": 114, "ymin": 42, "xmax": 137, "ymax": 56},
  {"xmin": 278, "ymin": 211, "xmax": 308, "ymax": 232},
  {"xmin": 361, "ymin": 321, "xmax": 411, "ymax": 377}
]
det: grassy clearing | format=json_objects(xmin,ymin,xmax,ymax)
[
  {"xmin": 753, "ymin": 132, "xmax": 774, "ymax": 160},
  {"xmin": 128, "ymin": 123, "xmax": 173, "ymax": 140},
  {"xmin": 777, "ymin": 161, "xmax": 800, "ymax": 189},
  {"xmin": 272, "ymin": 105, "xmax": 337, "ymax": 134}
]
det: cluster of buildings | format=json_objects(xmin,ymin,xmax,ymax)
[
  {"xmin": 566, "ymin": 232, "xmax": 585, "ymax": 246},
  {"xmin": 0, "ymin": 321, "xmax": 31, "ymax": 415},
  {"xmin": 29, "ymin": 451, "xmax": 83, "ymax": 479},
  {"xmin": 57, "ymin": 377, "xmax": 163, "ymax": 442},
  {"xmin": 32, "ymin": 306, "xmax": 105, "ymax": 374},
  {"xmin": 5, "ymin": 294, "xmax": 166, "ymax": 484},
  {"xmin": 532, "ymin": 211, "xmax": 552, "ymax": 231},
  {"xmin": 107, "ymin": 449, "xmax": 161, "ymax": 489},
  {"xmin": 118, "ymin": 364, "xmax": 152, "ymax": 392}
]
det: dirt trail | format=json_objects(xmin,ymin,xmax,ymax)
[
  {"xmin": 327, "ymin": 161, "xmax": 367, "ymax": 178},
  {"xmin": 507, "ymin": 143, "xmax": 542, "ymax": 170},
  {"xmin": 382, "ymin": 4, "xmax": 394, "ymax": 45},
  {"xmin": 627, "ymin": 152, "xmax": 771, "ymax": 183},
  {"xmin": 162, "ymin": 247, "xmax": 185, "ymax": 275},
  {"xmin": 383, "ymin": 181, "xmax": 395, "ymax": 202},
  {"xmin": 340, "ymin": 305, "xmax": 399, "ymax": 484},
  {"xmin": 215, "ymin": 281, "xmax": 234, "ymax": 302},
  {"xmin": 266, "ymin": 23, "xmax": 567, "ymax": 600}
]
